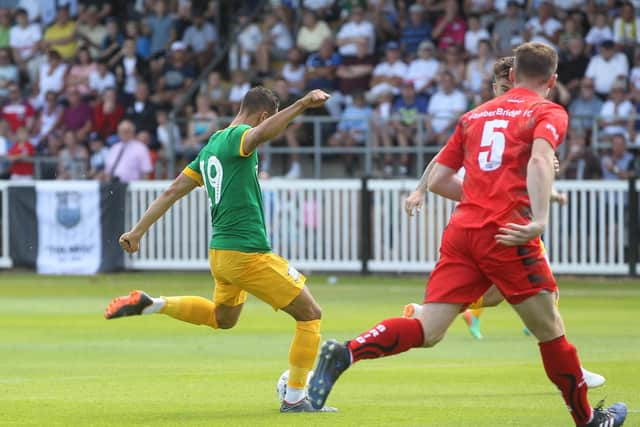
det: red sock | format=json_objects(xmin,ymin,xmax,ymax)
[
  {"xmin": 539, "ymin": 336, "xmax": 592, "ymax": 426},
  {"xmin": 348, "ymin": 317, "xmax": 424, "ymax": 363}
]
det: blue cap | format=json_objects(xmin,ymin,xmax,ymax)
[{"xmin": 386, "ymin": 41, "xmax": 400, "ymax": 51}]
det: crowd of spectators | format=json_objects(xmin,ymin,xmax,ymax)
[{"xmin": 0, "ymin": 0, "xmax": 639, "ymax": 181}]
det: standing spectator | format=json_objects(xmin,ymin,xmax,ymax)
[
  {"xmin": 182, "ymin": 14, "xmax": 217, "ymax": 68},
  {"xmin": 256, "ymin": 14, "xmax": 293, "ymax": 77},
  {"xmin": 305, "ymin": 38, "xmax": 341, "ymax": 93},
  {"xmin": 464, "ymin": 14, "xmax": 490, "ymax": 56},
  {"xmin": 296, "ymin": 10, "xmax": 331, "ymax": 53},
  {"xmin": 612, "ymin": 1, "xmax": 640, "ymax": 54},
  {"xmin": 525, "ymin": 1, "xmax": 562, "ymax": 48},
  {"xmin": 105, "ymin": 120, "xmax": 152, "ymax": 182},
  {"xmin": 61, "ymin": 89, "xmax": 92, "ymax": 142},
  {"xmin": 336, "ymin": 38, "xmax": 375, "ymax": 96},
  {"xmin": 93, "ymin": 87, "xmax": 124, "ymax": 141},
  {"xmin": 57, "ymin": 129, "xmax": 88, "ymax": 180},
  {"xmin": 33, "ymin": 90, "xmax": 62, "ymax": 143},
  {"xmin": 228, "ymin": 13, "xmax": 262, "ymax": 72},
  {"xmin": 432, "ymin": 0, "xmax": 466, "ymax": 51},
  {"xmin": 568, "ymin": 78, "xmax": 603, "ymax": 131},
  {"xmin": 146, "ymin": 0, "xmax": 175, "ymax": 56},
  {"xmin": 585, "ymin": 40, "xmax": 629, "ymax": 98},
  {"xmin": 124, "ymin": 81, "xmax": 157, "ymax": 136},
  {"xmin": 76, "ymin": 5, "xmax": 106, "ymax": 58},
  {"xmin": 400, "ymin": 4, "xmax": 432, "ymax": 57},
  {"xmin": 407, "ymin": 40, "xmax": 440, "ymax": 95},
  {"xmin": 599, "ymin": 80, "xmax": 634, "ymax": 140},
  {"xmin": 602, "ymin": 133, "xmax": 636, "ymax": 179},
  {"xmin": 585, "ymin": 12, "xmax": 613, "ymax": 53},
  {"xmin": 153, "ymin": 41, "xmax": 195, "ymax": 107},
  {"xmin": 2, "ymin": 83, "xmax": 34, "ymax": 136},
  {"xmin": 336, "ymin": 6, "xmax": 375, "ymax": 57},
  {"xmin": 112, "ymin": 38, "xmax": 150, "ymax": 102},
  {"xmin": 228, "ymin": 71, "xmax": 250, "ymax": 113},
  {"xmin": 65, "ymin": 47, "xmax": 96, "ymax": 96},
  {"xmin": 88, "ymin": 58, "xmax": 116, "ymax": 96},
  {"xmin": 368, "ymin": 41, "xmax": 407, "ymax": 102},
  {"xmin": 0, "ymin": 48, "xmax": 18, "ymax": 99},
  {"xmin": 557, "ymin": 37, "xmax": 589, "ymax": 92},
  {"xmin": 280, "ymin": 47, "xmax": 306, "ymax": 95},
  {"xmin": 33, "ymin": 49, "xmax": 67, "ymax": 109},
  {"xmin": 88, "ymin": 132, "xmax": 109, "ymax": 179},
  {"xmin": 7, "ymin": 126, "xmax": 34, "ymax": 180},
  {"xmin": 426, "ymin": 71, "xmax": 467, "ymax": 145},
  {"xmin": 43, "ymin": 5, "xmax": 77, "ymax": 61},
  {"xmin": 184, "ymin": 93, "xmax": 218, "ymax": 160},
  {"xmin": 327, "ymin": 92, "xmax": 372, "ymax": 175},
  {"xmin": 9, "ymin": 8, "xmax": 42, "ymax": 83},
  {"xmin": 558, "ymin": 131, "xmax": 602, "ymax": 180},
  {"xmin": 493, "ymin": 1, "xmax": 525, "ymax": 56}
]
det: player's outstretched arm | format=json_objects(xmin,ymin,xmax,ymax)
[
  {"xmin": 427, "ymin": 162, "xmax": 463, "ymax": 202},
  {"xmin": 119, "ymin": 173, "xmax": 199, "ymax": 253},
  {"xmin": 495, "ymin": 138, "xmax": 555, "ymax": 246},
  {"xmin": 242, "ymin": 90, "xmax": 330, "ymax": 154}
]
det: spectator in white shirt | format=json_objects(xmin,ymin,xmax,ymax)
[
  {"xmin": 427, "ymin": 71, "xmax": 467, "ymax": 145},
  {"xmin": 9, "ymin": 8, "xmax": 43, "ymax": 84},
  {"xmin": 256, "ymin": 14, "xmax": 293, "ymax": 77},
  {"xmin": 613, "ymin": 1, "xmax": 640, "ymax": 48},
  {"xmin": 88, "ymin": 58, "xmax": 116, "ymax": 96},
  {"xmin": 585, "ymin": 40, "xmax": 629, "ymax": 97},
  {"xmin": 182, "ymin": 15, "xmax": 217, "ymax": 68},
  {"xmin": 367, "ymin": 41, "xmax": 407, "ymax": 102},
  {"xmin": 464, "ymin": 14, "xmax": 490, "ymax": 56},
  {"xmin": 598, "ymin": 79, "xmax": 634, "ymax": 140},
  {"xmin": 525, "ymin": 1, "xmax": 562, "ymax": 48},
  {"xmin": 336, "ymin": 6, "xmax": 375, "ymax": 56},
  {"xmin": 407, "ymin": 40, "xmax": 440, "ymax": 94},
  {"xmin": 33, "ymin": 50, "xmax": 67, "ymax": 109},
  {"xmin": 229, "ymin": 13, "xmax": 263, "ymax": 72},
  {"xmin": 228, "ymin": 71, "xmax": 251, "ymax": 112},
  {"xmin": 585, "ymin": 12, "xmax": 613, "ymax": 52}
]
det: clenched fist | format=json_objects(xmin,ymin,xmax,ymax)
[
  {"xmin": 300, "ymin": 89, "xmax": 330, "ymax": 109},
  {"xmin": 119, "ymin": 231, "xmax": 141, "ymax": 253}
]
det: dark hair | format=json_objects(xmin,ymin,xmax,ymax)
[
  {"xmin": 493, "ymin": 56, "xmax": 514, "ymax": 81},
  {"xmin": 513, "ymin": 42, "xmax": 558, "ymax": 83},
  {"xmin": 239, "ymin": 86, "xmax": 280, "ymax": 116}
]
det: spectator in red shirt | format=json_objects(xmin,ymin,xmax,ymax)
[
  {"xmin": 8, "ymin": 126, "xmax": 35, "ymax": 180},
  {"xmin": 93, "ymin": 87, "xmax": 124, "ymax": 141},
  {"xmin": 2, "ymin": 83, "xmax": 35, "ymax": 136},
  {"xmin": 61, "ymin": 88, "xmax": 92, "ymax": 142},
  {"xmin": 432, "ymin": 0, "xmax": 467, "ymax": 51}
]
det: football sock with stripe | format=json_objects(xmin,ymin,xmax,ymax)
[
  {"xmin": 348, "ymin": 317, "xmax": 424, "ymax": 363},
  {"xmin": 539, "ymin": 336, "xmax": 592, "ymax": 426},
  {"xmin": 468, "ymin": 296, "xmax": 484, "ymax": 318},
  {"xmin": 160, "ymin": 296, "xmax": 218, "ymax": 329},
  {"xmin": 286, "ymin": 319, "xmax": 321, "ymax": 403}
]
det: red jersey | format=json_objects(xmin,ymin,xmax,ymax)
[
  {"xmin": 437, "ymin": 87, "xmax": 568, "ymax": 229},
  {"xmin": 9, "ymin": 141, "xmax": 35, "ymax": 177},
  {"xmin": 2, "ymin": 101, "xmax": 35, "ymax": 133}
]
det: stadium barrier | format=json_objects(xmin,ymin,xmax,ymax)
[{"xmin": 0, "ymin": 179, "xmax": 637, "ymax": 275}]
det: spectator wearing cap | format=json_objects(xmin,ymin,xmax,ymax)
[
  {"xmin": 33, "ymin": 90, "xmax": 62, "ymax": 143},
  {"xmin": 613, "ymin": 2, "xmax": 640, "ymax": 51},
  {"xmin": 0, "ymin": 48, "xmax": 18, "ymax": 99},
  {"xmin": 558, "ymin": 131, "xmax": 601, "ymax": 180},
  {"xmin": 602, "ymin": 133, "xmax": 636, "ymax": 180},
  {"xmin": 61, "ymin": 89, "xmax": 92, "ymax": 142},
  {"xmin": 43, "ymin": 6, "xmax": 78, "ymax": 60},
  {"xmin": 492, "ymin": 1, "xmax": 525, "ymax": 56},
  {"xmin": 57, "ymin": 129, "xmax": 89, "ymax": 180},
  {"xmin": 568, "ymin": 78, "xmax": 603, "ymax": 131},
  {"xmin": 585, "ymin": 12, "xmax": 613, "ymax": 53},
  {"xmin": 228, "ymin": 13, "xmax": 263, "ymax": 72},
  {"xmin": 112, "ymin": 38, "xmax": 150, "ymax": 102},
  {"xmin": 146, "ymin": 0, "xmax": 176, "ymax": 56},
  {"xmin": 407, "ymin": 40, "xmax": 440, "ymax": 95},
  {"xmin": 599, "ymin": 79, "xmax": 633, "ymax": 141},
  {"xmin": 93, "ymin": 87, "xmax": 124, "ymax": 141},
  {"xmin": 105, "ymin": 120, "xmax": 152, "ymax": 182},
  {"xmin": 432, "ymin": 0, "xmax": 466, "ymax": 51},
  {"xmin": 152, "ymin": 41, "xmax": 195, "ymax": 106},
  {"xmin": 367, "ymin": 41, "xmax": 407, "ymax": 102},
  {"xmin": 88, "ymin": 58, "xmax": 116, "ymax": 96},
  {"xmin": 426, "ymin": 71, "xmax": 467, "ymax": 146},
  {"xmin": 297, "ymin": 10, "xmax": 332, "ymax": 53},
  {"xmin": 524, "ymin": 1, "xmax": 561, "ymax": 48},
  {"xmin": 182, "ymin": 14, "xmax": 218, "ymax": 68},
  {"xmin": 400, "ymin": 4, "xmax": 432, "ymax": 57},
  {"xmin": 464, "ymin": 14, "xmax": 490, "ymax": 57},
  {"xmin": 76, "ymin": 5, "xmax": 107, "ymax": 59},
  {"xmin": 585, "ymin": 39, "xmax": 629, "ymax": 98},
  {"xmin": 558, "ymin": 37, "xmax": 589, "ymax": 93},
  {"xmin": 124, "ymin": 81, "xmax": 157, "ymax": 136},
  {"xmin": 336, "ymin": 6, "xmax": 375, "ymax": 57},
  {"xmin": 336, "ymin": 38, "xmax": 375, "ymax": 96},
  {"xmin": 256, "ymin": 13, "xmax": 293, "ymax": 77},
  {"xmin": 9, "ymin": 8, "xmax": 42, "ymax": 83},
  {"xmin": 2, "ymin": 83, "xmax": 34, "ymax": 137}
]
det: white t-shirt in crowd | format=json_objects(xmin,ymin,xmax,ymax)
[
  {"xmin": 89, "ymin": 70, "xmax": 116, "ymax": 95},
  {"xmin": 9, "ymin": 24, "xmax": 42, "ymax": 60},
  {"xmin": 585, "ymin": 25, "xmax": 613, "ymax": 46},
  {"xmin": 237, "ymin": 24, "xmax": 263, "ymax": 52},
  {"xmin": 464, "ymin": 28, "xmax": 490, "ymax": 56},
  {"xmin": 600, "ymin": 99, "xmax": 634, "ymax": 136},
  {"xmin": 407, "ymin": 58, "xmax": 440, "ymax": 92},
  {"xmin": 526, "ymin": 17, "xmax": 562, "ymax": 46},
  {"xmin": 428, "ymin": 89, "xmax": 467, "ymax": 133},
  {"xmin": 585, "ymin": 53, "xmax": 629, "ymax": 94},
  {"xmin": 270, "ymin": 22, "xmax": 293, "ymax": 52},
  {"xmin": 229, "ymin": 82, "xmax": 251, "ymax": 103},
  {"xmin": 36, "ymin": 62, "xmax": 68, "ymax": 106},
  {"xmin": 336, "ymin": 20, "xmax": 375, "ymax": 56},
  {"xmin": 372, "ymin": 60, "xmax": 408, "ymax": 80}
]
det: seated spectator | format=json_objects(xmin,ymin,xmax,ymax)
[
  {"xmin": 367, "ymin": 41, "xmax": 407, "ymax": 102},
  {"xmin": 93, "ymin": 87, "xmax": 124, "ymax": 142},
  {"xmin": 327, "ymin": 92, "xmax": 372, "ymax": 175},
  {"xmin": 228, "ymin": 13, "xmax": 263, "ymax": 72},
  {"xmin": 88, "ymin": 132, "xmax": 109, "ymax": 179},
  {"xmin": 136, "ymin": 130, "xmax": 161, "ymax": 178},
  {"xmin": 337, "ymin": 38, "xmax": 375, "ymax": 96},
  {"xmin": 155, "ymin": 108, "xmax": 180, "ymax": 155},
  {"xmin": 228, "ymin": 71, "xmax": 251, "ymax": 113},
  {"xmin": 33, "ymin": 49, "xmax": 67, "ymax": 109},
  {"xmin": 65, "ymin": 47, "xmax": 96, "ymax": 96},
  {"xmin": 558, "ymin": 37, "xmax": 589, "ymax": 93},
  {"xmin": 280, "ymin": 47, "xmax": 306, "ymax": 95},
  {"xmin": 182, "ymin": 14, "xmax": 217, "ymax": 68},
  {"xmin": 256, "ymin": 14, "xmax": 293, "ymax": 77},
  {"xmin": 305, "ymin": 38, "xmax": 340, "ymax": 93},
  {"xmin": 146, "ymin": 0, "xmax": 176, "ymax": 56},
  {"xmin": 199, "ymin": 71, "xmax": 229, "ymax": 115},
  {"xmin": 558, "ymin": 15, "xmax": 582, "ymax": 55},
  {"xmin": 613, "ymin": 1, "xmax": 640, "ymax": 54},
  {"xmin": 78, "ymin": 1, "xmax": 111, "ymax": 21},
  {"xmin": 296, "ymin": 10, "xmax": 331, "ymax": 53},
  {"xmin": 432, "ymin": 0, "xmax": 466, "ymax": 51},
  {"xmin": 585, "ymin": 12, "xmax": 612, "ymax": 53},
  {"xmin": 124, "ymin": 81, "xmax": 157, "ymax": 136},
  {"xmin": 464, "ymin": 14, "xmax": 490, "ymax": 56},
  {"xmin": 464, "ymin": 39, "xmax": 493, "ymax": 96},
  {"xmin": 153, "ymin": 41, "xmax": 195, "ymax": 107},
  {"xmin": 9, "ymin": 8, "xmax": 42, "ymax": 83},
  {"xmin": 0, "ymin": 48, "xmax": 18, "ymax": 100},
  {"xmin": 601, "ymin": 133, "xmax": 636, "ymax": 180},
  {"xmin": 184, "ymin": 94, "xmax": 219, "ymax": 160},
  {"xmin": 559, "ymin": 131, "xmax": 601, "ymax": 180},
  {"xmin": 2, "ymin": 83, "xmax": 34, "ymax": 136},
  {"xmin": 125, "ymin": 20, "xmax": 151, "ymax": 60},
  {"xmin": 437, "ymin": 44, "xmax": 466, "ymax": 88},
  {"xmin": 492, "ymin": 1, "xmax": 525, "ymax": 56},
  {"xmin": 585, "ymin": 39, "xmax": 629, "ymax": 98},
  {"xmin": 61, "ymin": 89, "xmax": 92, "ymax": 142},
  {"xmin": 76, "ymin": 5, "xmax": 107, "ymax": 59},
  {"xmin": 407, "ymin": 40, "xmax": 440, "ymax": 95},
  {"xmin": 43, "ymin": 5, "xmax": 77, "ymax": 61},
  {"xmin": 33, "ymin": 90, "xmax": 62, "ymax": 143},
  {"xmin": 105, "ymin": 120, "xmax": 152, "ymax": 182},
  {"xmin": 599, "ymin": 80, "xmax": 633, "ymax": 141},
  {"xmin": 99, "ymin": 17, "xmax": 124, "ymax": 63},
  {"xmin": 525, "ymin": 1, "xmax": 561, "ymax": 48},
  {"xmin": 57, "ymin": 129, "xmax": 88, "ymax": 180},
  {"xmin": 400, "ymin": 4, "xmax": 432, "ymax": 57},
  {"xmin": 569, "ymin": 78, "xmax": 603, "ymax": 131},
  {"xmin": 426, "ymin": 71, "xmax": 467, "ymax": 145},
  {"xmin": 7, "ymin": 126, "xmax": 35, "ymax": 180},
  {"xmin": 112, "ymin": 38, "xmax": 150, "ymax": 102},
  {"xmin": 388, "ymin": 82, "xmax": 429, "ymax": 176},
  {"xmin": 336, "ymin": 6, "xmax": 375, "ymax": 57},
  {"xmin": 88, "ymin": 58, "xmax": 116, "ymax": 96}
]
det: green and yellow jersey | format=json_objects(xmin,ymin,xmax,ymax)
[{"xmin": 183, "ymin": 124, "xmax": 271, "ymax": 253}]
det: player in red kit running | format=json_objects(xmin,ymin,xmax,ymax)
[{"xmin": 308, "ymin": 43, "xmax": 627, "ymax": 427}]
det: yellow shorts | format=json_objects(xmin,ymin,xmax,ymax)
[{"xmin": 209, "ymin": 249, "xmax": 306, "ymax": 310}]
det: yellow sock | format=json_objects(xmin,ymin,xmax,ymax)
[
  {"xmin": 469, "ymin": 296, "xmax": 484, "ymax": 318},
  {"xmin": 287, "ymin": 319, "xmax": 321, "ymax": 389},
  {"xmin": 160, "ymin": 296, "xmax": 218, "ymax": 329}
]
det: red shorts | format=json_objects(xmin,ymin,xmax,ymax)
[{"xmin": 424, "ymin": 222, "xmax": 557, "ymax": 306}]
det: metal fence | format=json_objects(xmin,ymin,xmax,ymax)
[{"xmin": 0, "ymin": 181, "xmax": 11, "ymax": 268}]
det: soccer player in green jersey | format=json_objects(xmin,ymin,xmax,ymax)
[{"xmin": 104, "ymin": 87, "xmax": 336, "ymax": 412}]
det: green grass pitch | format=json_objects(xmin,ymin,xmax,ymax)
[{"xmin": 0, "ymin": 272, "xmax": 638, "ymax": 426}]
